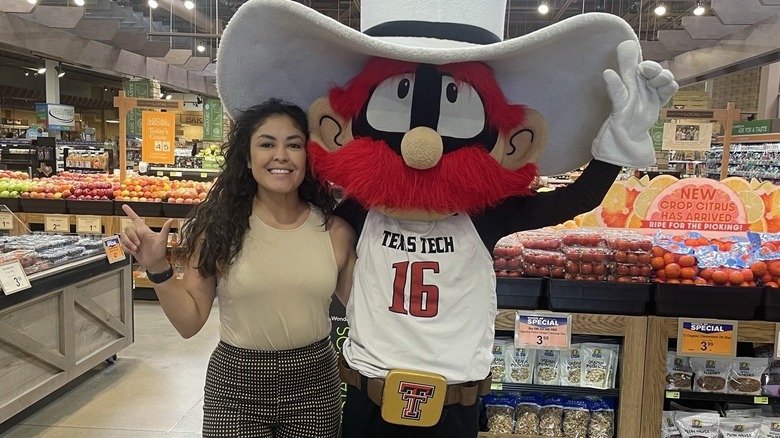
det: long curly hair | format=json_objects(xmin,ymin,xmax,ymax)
[{"xmin": 174, "ymin": 98, "xmax": 336, "ymax": 277}]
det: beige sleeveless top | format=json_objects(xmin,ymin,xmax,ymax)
[{"xmin": 216, "ymin": 207, "xmax": 337, "ymax": 351}]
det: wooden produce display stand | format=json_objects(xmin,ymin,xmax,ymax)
[
  {"xmin": 478, "ymin": 311, "xmax": 648, "ymax": 438},
  {"xmin": 640, "ymin": 317, "xmax": 777, "ymax": 438},
  {"xmin": 0, "ymin": 255, "xmax": 133, "ymax": 423}
]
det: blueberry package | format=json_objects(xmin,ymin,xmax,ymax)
[
  {"xmin": 560, "ymin": 344, "xmax": 582, "ymax": 387},
  {"xmin": 690, "ymin": 357, "xmax": 730, "ymax": 393},
  {"xmin": 673, "ymin": 412, "xmax": 720, "ymax": 438},
  {"xmin": 484, "ymin": 393, "xmax": 516, "ymax": 434},
  {"xmin": 728, "ymin": 358, "xmax": 768, "ymax": 396},
  {"xmin": 666, "ymin": 352, "xmax": 693, "ymax": 391},
  {"xmin": 718, "ymin": 418, "xmax": 760, "ymax": 438},
  {"xmin": 505, "ymin": 344, "xmax": 535, "ymax": 384},
  {"xmin": 535, "ymin": 349, "xmax": 561, "ymax": 386}
]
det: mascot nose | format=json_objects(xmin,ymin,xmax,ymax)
[{"xmin": 400, "ymin": 127, "xmax": 443, "ymax": 170}]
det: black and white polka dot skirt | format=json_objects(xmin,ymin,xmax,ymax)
[{"xmin": 202, "ymin": 338, "xmax": 342, "ymax": 438}]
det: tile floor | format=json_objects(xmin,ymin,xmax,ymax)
[{"xmin": 0, "ymin": 300, "xmax": 220, "ymax": 437}]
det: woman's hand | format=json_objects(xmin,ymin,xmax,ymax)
[{"xmin": 120, "ymin": 204, "xmax": 174, "ymax": 273}]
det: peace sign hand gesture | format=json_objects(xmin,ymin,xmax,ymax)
[{"xmin": 120, "ymin": 204, "xmax": 174, "ymax": 273}]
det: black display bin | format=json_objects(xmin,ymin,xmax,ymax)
[
  {"xmin": 19, "ymin": 198, "xmax": 67, "ymax": 214},
  {"xmin": 547, "ymin": 278, "xmax": 652, "ymax": 315},
  {"xmin": 162, "ymin": 202, "xmax": 195, "ymax": 218},
  {"xmin": 760, "ymin": 287, "xmax": 780, "ymax": 321},
  {"xmin": 654, "ymin": 283, "xmax": 763, "ymax": 320},
  {"xmin": 0, "ymin": 198, "xmax": 21, "ymax": 212},
  {"xmin": 66, "ymin": 200, "xmax": 114, "ymax": 215},
  {"xmin": 496, "ymin": 277, "xmax": 545, "ymax": 310},
  {"xmin": 114, "ymin": 200, "xmax": 164, "ymax": 217}
]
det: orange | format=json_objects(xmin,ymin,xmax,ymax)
[
  {"xmin": 699, "ymin": 268, "xmax": 714, "ymax": 281},
  {"xmin": 751, "ymin": 261, "xmax": 768, "ymax": 277},
  {"xmin": 663, "ymin": 253, "xmax": 676, "ymax": 265},
  {"xmin": 728, "ymin": 271, "xmax": 744, "ymax": 286},
  {"xmin": 681, "ymin": 279, "xmax": 695, "ymax": 285},
  {"xmin": 651, "ymin": 246, "xmax": 666, "ymax": 257},
  {"xmin": 694, "ymin": 278, "xmax": 708, "ymax": 285},
  {"xmin": 769, "ymin": 261, "xmax": 780, "ymax": 277},
  {"xmin": 697, "ymin": 237, "xmax": 709, "ymax": 246},
  {"xmin": 678, "ymin": 255, "xmax": 696, "ymax": 267},
  {"xmin": 684, "ymin": 238, "xmax": 699, "ymax": 247},
  {"xmin": 680, "ymin": 267, "xmax": 698, "ymax": 280},
  {"xmin": 711, "ymin": 270, "xmax": 729, "ymax": 285},
  {"xmin": 666, "ymin": 279, "xmax": 681, "ymax": 284},
  {"xmin": 651, "ymin": 257, "xmax": 666, "ymax": 270},
  {"xmin": 761, "ymin": 272, "xmax": 774, "ymax": 284},
  {"xmin": 767, "ymin": 282, "xmax": 779, "ymax": 288},
  {"xmin": 740, "ymin": 268, "xmax": 754, "ymax": 282},
  {"xmin": 656, "ymin": 269, "xmax": 667, "ymax": 280},
  {"xmin": 665, "ymin": 263, "xmax": 682, "ymax": 279}
]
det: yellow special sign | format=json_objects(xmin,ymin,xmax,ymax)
[
  {"xmin": 141, "ymin": 111, "xmax": 176, "ymax": 164},
  {"xmin": 676, "ymin": 319, "xmax": 737, "ymax": 358},
  {"xmin": 381, "ymin": 369, "xmax": 447, "ymax": 427}
]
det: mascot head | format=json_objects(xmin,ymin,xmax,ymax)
[{"xmin": 217, "ymin": 0, "xmax": 638, "ymax": 220}]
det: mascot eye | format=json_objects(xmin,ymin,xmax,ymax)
[
  {"xmin": 365, "ymin": 74, "xmax": 414, "ymax": 133},
  {"xmin": 437, "ymin": 77, "xmax": 485, "ymax": 139}
]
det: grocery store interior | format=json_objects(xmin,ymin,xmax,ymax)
[{"xmin": 2, "ymin": 0, "xmax": 780, "ymax": 437}]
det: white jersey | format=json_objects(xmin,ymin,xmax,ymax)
[{"xmin": 342, "ymin": 209, "xmax": 497, "ymax": 384}]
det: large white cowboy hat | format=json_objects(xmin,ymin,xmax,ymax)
[{"xmin": 217, "ymin": 0, "xmax": 641, "ymax": 176}]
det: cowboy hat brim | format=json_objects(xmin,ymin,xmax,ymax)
[{"xmin": 217, "ymin": 0, "xmax": 640, "ymax": 176}]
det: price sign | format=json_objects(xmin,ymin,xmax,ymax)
[
  {"xmin": 515, "ymin": 312, "xmax": 571, "ymax": 350},
  {"xmin": 677, "ymin": 318, "xmax": 738, "ymax": 358},
  {"xmin": 0, "ymin": 212, "xmax": 14, "ymax": 230},
  {"xmin": 490, "ymin": 382, "xmax": 502, "ymax": 391},
  {"xmin": 754, "ymin": 396, "xmax": 769, "ymax": 405},
  {"xmin": 170, "ymin": 171, "xmax": 182, "ymax": 177},
  {"xmin": 156, "ymin": 171, "xmax": 164, "ymax": 176},
  {"xmin": 0, "ymin": 260, "xmax": 31, "ymax": 295},
  {"xmin": 102, "ymin": 235, "xmax": 126, "ymax": 264},
  {"xmin": 45, "ymin": 215, "xmax": 69, "ymax": 233},
  {"xmin": 76, "ymin": 216, "xmax": 102, "ymax": 234},
  {"xmin": 665, "ymin": 391, "xmax": 680, "ymax": 399},
  {"xmin": 200, "ymin": 173, "xmax": 208, "ymax": 178}
]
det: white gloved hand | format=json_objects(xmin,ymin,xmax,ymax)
[{"xmin": 591, "ymin": 40, "xmax": 679, "ymax": 168}]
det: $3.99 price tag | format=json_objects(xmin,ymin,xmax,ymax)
[
  {"xmin": 514, "ymin": 312, "xmax": 571, "ymax": 350},
  {"xmin": 0, "ymin": 260, "xmax": 31, "ymax": 295},
  {"xmin": 677, "ymin": 318, "xmax": 738, "ymax": 358}
]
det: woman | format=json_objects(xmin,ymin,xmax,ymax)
[{"xmin": 121, "ymin": 98, "xmax": 356, "ymax": 437}]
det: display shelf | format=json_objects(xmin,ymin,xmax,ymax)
[
  {"xmin": 706, "ymin": 140, "xmax": 780, "ymax": 182},
  {"xmin": 147, "ymin": 166, "xmax": 219, "ymax": 181},
  {"xmin": 495, "ymin": 310, "xmax": 646, "ymax": 437},
  {"xmin": 491, "ymin": 382, "xmax": 620, "ymax": 398},
  {"xmin": 477, "ymin": 433, "xmax": 549, "ymax": 438},
  {"xmin": 663, "ymin": 389, "xmax": 780, "ymax": 406},
  {"xmin": 640, "ymin": 316, "xmax": 777, "ymax": 438},
  {"xmin": 20, "ymin": 212, "xmax": 118, "ymax": 235}
]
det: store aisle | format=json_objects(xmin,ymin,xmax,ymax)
[{"xmin": 0, "ymin": 300, "xmax": 219, "ymax": 438}]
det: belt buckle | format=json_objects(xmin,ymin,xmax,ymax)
[{"xmin": 380, "ymin": 369, "xmax": 447, "ymax": 427}]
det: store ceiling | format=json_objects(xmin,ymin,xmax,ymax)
[{"xmin": 1, "ymin": 0, "xmax": 779, "ymax": 96}]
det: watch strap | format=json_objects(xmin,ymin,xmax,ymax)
[{"xmin": 146, "ymin": 264, "xmax": 174, "ymax": 284}]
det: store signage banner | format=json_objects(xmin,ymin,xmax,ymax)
[
  {"xmin": 650, "ymin": 117, "xmax": 665, "ymax": 151},
  {"xmin": 35, "ymin": 103, "xmax": 75, "ymax": 131},
  {"xmin": 141, "ymin": 112, "xmax": 176, "ymax": 164},
  {"xmin": 662, "ymin": 121, "xmax": 713, "ymax": 151},
  {"xmin": 576, "ymin": 175, "xmax": 779, "ymax": 233},
  {"xmin": 202, "ymin": 97, "xmax": 223, "ymax": 142},
  {"xmin": 732, "ymin": 120, "xmax": 772, "ymax": 136},
  {"xmin": 124, "ymin": 79, "xmax": 151, "ymax": 137}
]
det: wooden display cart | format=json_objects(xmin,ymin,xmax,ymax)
[
  {"xmin": 478, "ymin": 311, "xmax": 648, "ymax": 438},
  {"xmin": 640, "ymin": 316, "xmax": 776, "ymax": 438}
]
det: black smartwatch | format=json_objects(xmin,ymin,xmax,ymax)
[{"xmin": 146, "ymin": 264, "xmax": 174, "ymax": 284}]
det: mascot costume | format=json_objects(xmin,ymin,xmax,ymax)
[{"xmin": 217, "ymin": 0, "xmax": 677, "ymax": 436}]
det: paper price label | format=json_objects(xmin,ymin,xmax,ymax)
[
  {"xmin": 119, "ymin": 216, "xmax": 143, "ymax": 232},
  {"xmin": 490, "ymin": 382, "xmax": 503, "ymax": 391},
  {"xmin": 170, "ymin": 171, "xmax": 182, "ymax": 177},
  {"xmin": 515, "ymin": 313, "xmax": 571, "ymax": 350},
  {"xmin": 754, "ymin": 396, "xmax": 769, "ymax": 405},
  {"xmin": 102, "ymin": 235, "xmax": 126, "ymax": 264},
  {"xmin": 665, "ymin": 391, "xmax": 680, "ymax": 399},
  {"xmin": 0, "ymin": 260, "xmax": 31, "ymax": 295},
  {"xmin": 677, "ymin": 318, "xmax": 738, "ymax": 358},
  {"xmin": 200, "ymin": 173, "xmax": 208, "ymax": 178},
  {"xmin": 0, "ymin": 212, "xmax": 14, "ymax": 230},
  {"xmin": 76, "ymin": 216, "xmax": 102, "ymax": 234},
  {"xmin": 45, "ymin": 215, "xmax": 69, "ymax": 233},
  {"xmin": 156, "ymin": 171, "xmax": 164, "ymax": 176}
]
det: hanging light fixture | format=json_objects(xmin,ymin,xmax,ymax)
[
  {"xmin": 55, "ymin": 65, "xmax": 65, "ymax": 78},
  {"xmin": 654, "ymin": 3, "xmax": 667, "ymax": 15},
  {"xmin": 37, "ymin": 63, "xmax": 46, "ymax": 74},
  {"xmin": 74, "ymin": 0, "xmax": 85, "ymax": 5},
  {"xmin": 693, "ymin": 0, "xmax": 706, "ymax": 16},
  {"xmin": 148, "ymin": 0, "xmax": 158, "ymax": 9},
  {"xmin": 538, "ymin": 1, "xmax": 549, "ymax": 15},
  {"xmin": 184, "ymin": 0, "xmax": 195, "ymax": 10},
  {"xmin": 196, "ymin": 42, "xmax": 206, "ymax": 53}
]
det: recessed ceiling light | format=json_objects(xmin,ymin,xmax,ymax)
[
  {"xmin": 184, "ymin": 0, "xmax": 195, "ymax": 10},
  {"xmin": 148, "ymin": 0, "xmax": 158, "ymax": 8}
]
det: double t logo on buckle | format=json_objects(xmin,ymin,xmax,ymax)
[{"xmin": 381, "ymin": 369, "xmax": 447, "ymax": 427}]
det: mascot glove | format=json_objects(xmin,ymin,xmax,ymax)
[{"xmin": 591, "ymin": 40, "xmax": 679, "ymax": 168}]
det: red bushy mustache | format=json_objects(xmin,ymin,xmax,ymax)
[{"xmin": 308, "ymin": 137, "xmax": 538, "ymax": 215}]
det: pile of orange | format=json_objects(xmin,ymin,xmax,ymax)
[{"xmin": 650, "ymin": 245, "xmax": 773, "ymax": 287}]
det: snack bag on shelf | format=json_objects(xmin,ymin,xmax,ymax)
[
  {"xmin": 665, "ymin": 352, "xmax": 693, "ymax": 391},
  {"xmin": 690, "ymin": 357, "xmax": 730, "ymax": 393},
  {"xmin": 539, "ymin": 395, "xmax": 566, "ymax": 437},
  {"xmin": 562, "ymin": 397, "xmax": 590, "ymax": 438},
  {"xmin": 494, "ymin": 234, "xmax": 523, "ymax": 278},
  {"xmin": 581, "ymin": 343, "xmax": 618, "ymax": 390},
  {"xmin": 587, "ymin": 397, "xmax": 615, "ymax": 438},
  {"xmin": 534, "ymin": 349, "xmax": 562, "ymax": 386},
  {"xmin": 559, "ymin": 344, "xmax": 582, "ymax": 387},
  {"xmin": 504, "ymin": 344, "xmax": 535, "ymax": 384},
  {"xmin": 673, "ymin": 412, "xmax": 719, "ymax": 438},
  {"xmin": 491, "ymin": 338, "xmax": 509, "ymax": 382},
  {"xmin": 514, "ymin": 393, "xmax": 542, "ymax": 435},
  {"xmin": 483, "ymin": 393, "xmax": 517, "ymax": 434},
  {"xmin": 760, "ymin": 417, "xmax": 780, "ymax": 438},
  {"xmin": 727, "ymin": 357, "xmax": 768, "ymax": 396},
  {"xmin": 754, "ymin": 344, "xmax": 780, "ymax": 397},
  {"xmin": 718, "ymin": 418, "xmax": 760, "ymax": 438},
  {"xmin": 662, "ymin": 411, "xmax": 682, "ymax": 438}
]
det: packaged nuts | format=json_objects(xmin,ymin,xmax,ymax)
[
  {"xmin": 535, "ymin": 350, "xmax": 561, "ymax": 386},
  {"xmin": 560, "ymin": 345, "xmax": 582, "ymax": 387},
  {"xmin": 484, "ymin": 393, "xmax": 516, "ymax": 434},
  {"xmin": 581, "ymin": 343, "xmax": 618, "ymax": 390},
  {"xmin": 718, "ymin": 418, "xmax": 761, "ymax": 438},
  {"xmin": 539, "ymin": 395, "xmax": 565, "ymax": 437},
  {"xmin": 505, "ymin": 344, "xmax": 535, "ymax": 384},
  {"xmin": 587, "ymin": 397, "xmax": 615, "ymax": 438},
  {"xmin": 562, "ymin": 398, "xmax": 590, "ymax": 438},
  {"xmin": 728, "ymin": 358, "xmax": 768, "ymax": 395},
  {"xmin": 665, "ymin": 352, "xmax": 693, "ymax": 391},
  {"xmin": 491, "ymin": 339, "xmax": 508, "ymax": 382},
  {"xmin": 690, "ymin": 357, "xmax": 730, "ymax": 393},
  {"xmin": 514, "ymin": 393, "xmax": 542, "ymax": 435},
  {"xmin": 674, "ymin": 412, "xmax": 719, "ymax": 438}
]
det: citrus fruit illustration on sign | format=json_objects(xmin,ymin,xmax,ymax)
[{"xmin": 640, "ymin": 178, "xmax": 748, "ymax": 232}]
